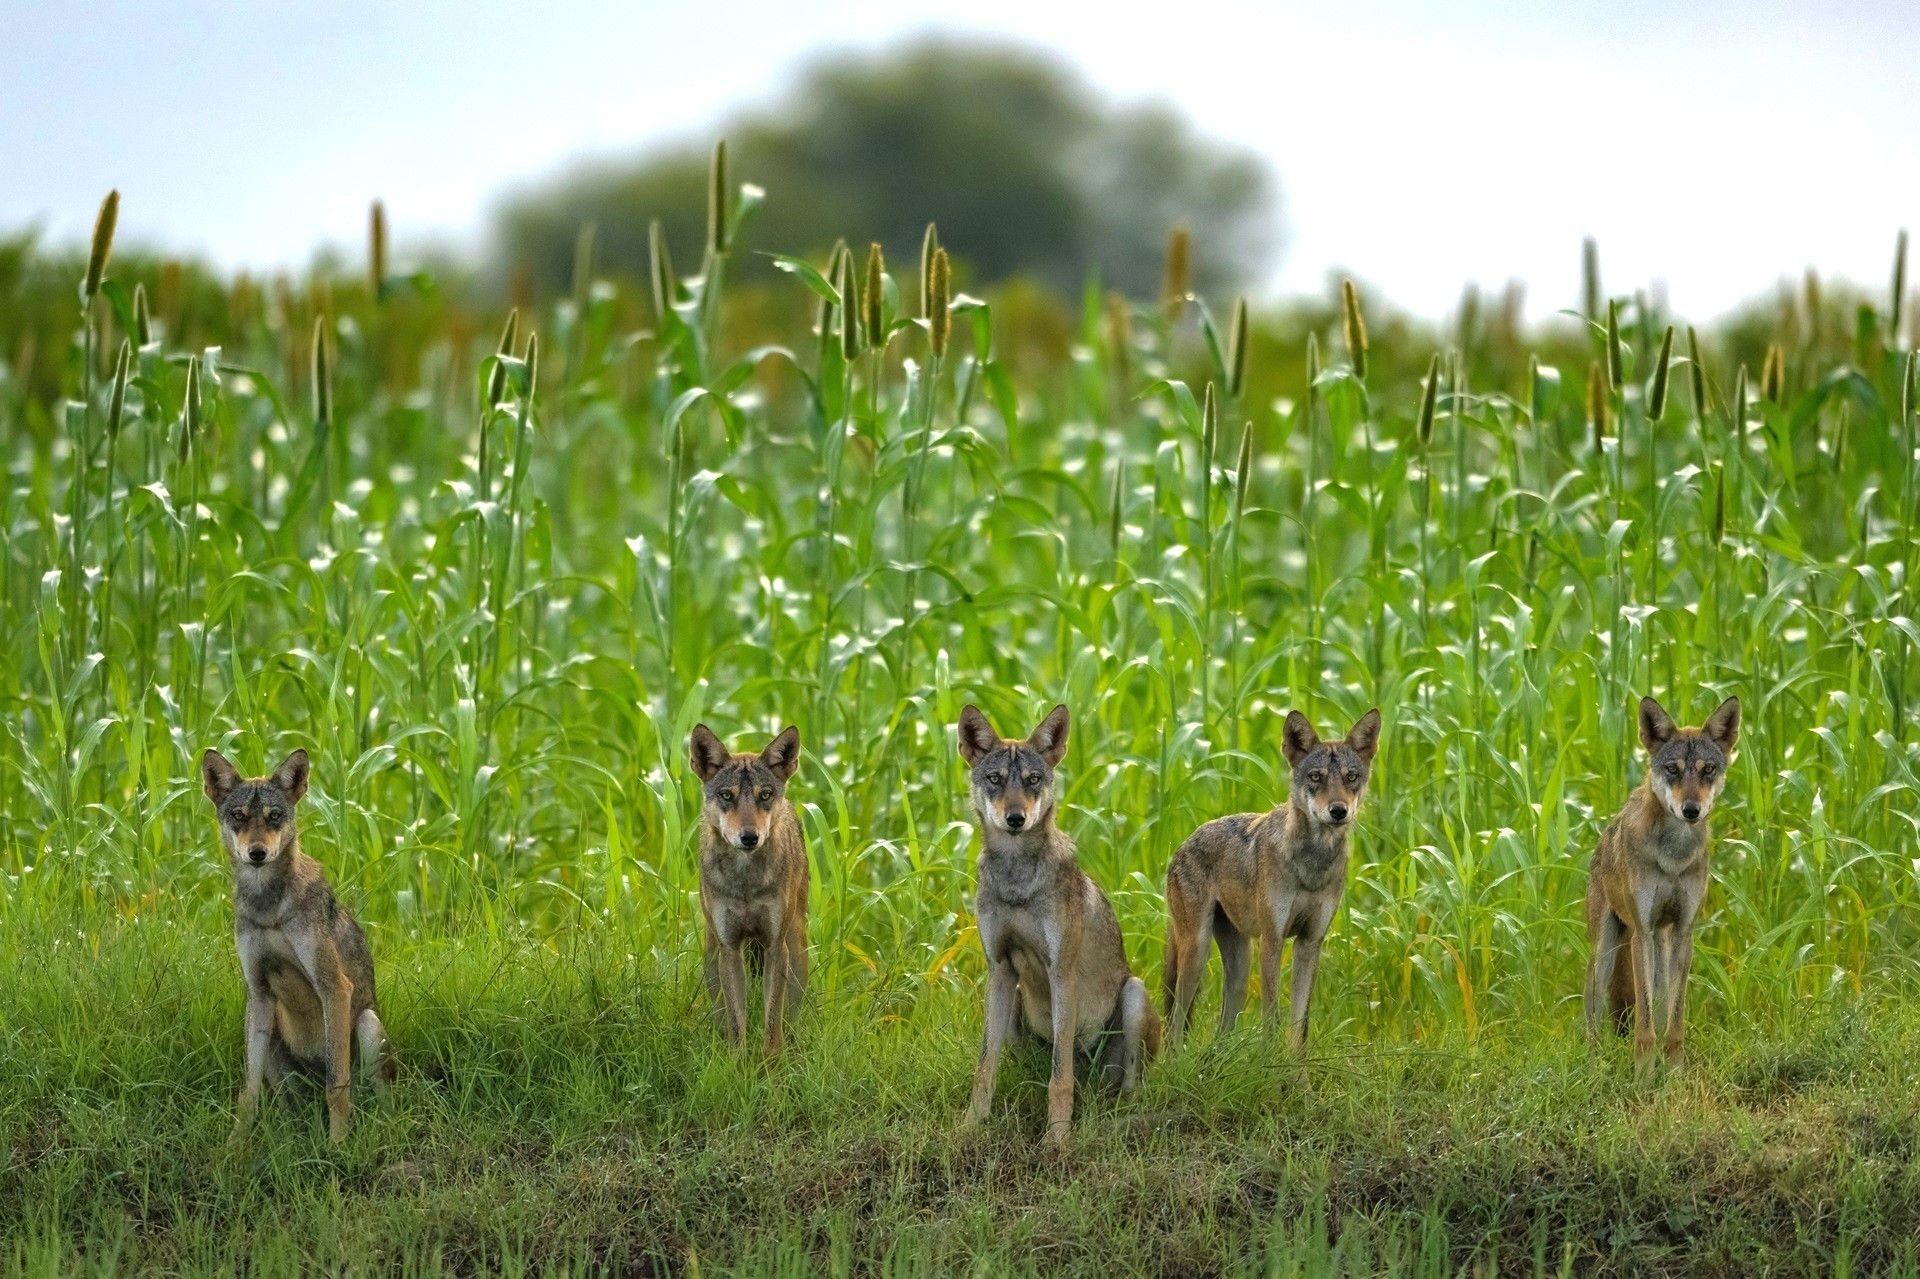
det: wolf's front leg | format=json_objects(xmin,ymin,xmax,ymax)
[
  {"xmin": 963, "ymin": 960, "xmax": 1018, "ymax": 1128},
  {"xmin": 320, "ymin": 974, "xmax": 356, "ymax": 1142},
  {"xmin": 1664, "ymin": 920, "xmax": 1696, "ymax": 1064},
  {"xmin": 1287, "ymin": 936, "xmax": 1324, "ymax": 1051},
  {"xmin": 233, "ymin": 990, "xmax": 275, "ymax": 1139},
  {"xmin": 702, "ymin": 936, "xmax": 724, "ymax": 1034},
  {"xmin": 761, "ymin": 925, "xmax": 789, "ymax": 1058},
  {"xmin": 1257, "ymin": 925, "xmax": 1281, "ymax": 1028},
  {"xmin": 1044, "ymin": 964, "xmax": 1078, "ymax": 1149},
  {"xmin": 714, "ymin": 939, "xmax": 750, "ymax": 1046},
  {"xmin": 1288, "ymin": 900, "xmax": 1338, "ymax": 1051},
  {"xmin": 1631, "ymin": 925, "xmax": 1662, "ymax": 1079},
  {"xmin": 783, "ymin": 926, "xmax": 808, "ymax": 1021}
]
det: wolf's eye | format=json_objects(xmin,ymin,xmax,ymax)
[
  {"xmin": 985, "ymin": 772, "xmax": 1004, "ymax": 787},
  {"xmin": 1666, "ymin": 763, "xmax": 1682, "ymax": 778},
  {"xmin": 718, "ymin": 790, "xmax": 734, "ymax": 803},
  {"xmin": 1344, "ymin": 771, "xmax": 1359, "ymax": 785},
  {"xmin": 758, "ymin": 788, "xmax": 773, "ymax": 803},
  {"xmin": 1024, "ymin": 773, "xmax": 1042, "ymax": 787},
  {"xmin": 1308, "ymin": 770, "xmax": 1325, "ymax": 784},
  {"xmin": 1699, "ymin": 765, "xmax": 1716, "ymax": 780},
  {"xmin": 264, "ymin": 810, "xmax": 283, "ymax": 828}
]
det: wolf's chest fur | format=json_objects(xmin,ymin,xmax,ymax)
[
  {"xmin": 977, "ymin": 844, "xmax": 1061, "ymax": 965},
  {"xmin": 1278, "ymin": 833, "xmax": 1347, "ymax": 894},
  {"xmin": 702, "ymin": 842, "xmax": 784, "ymax": 900},
  {"xmin": 1255, "ymin": 816, "xmax": 1350, "ymax": 897},
  {"xmin": 699, "ymin": 814, "xmax": 802, "ymax": 948},
  {"xmin": 1629, "ymin": 839, "xmax": 1708, "ymax": 925},
  {"xmin": 977, "ymin": 839, "xmax": 1065, "ymax": 908},
  {"xmin": 238, "ymin": 923, "xmax": 330, "ymax": 1062}
]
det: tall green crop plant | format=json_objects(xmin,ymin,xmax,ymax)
[
  {"xmin": 66, "ymin": 190, "xmax": 119, "ymax": 665},
  {"xmin": 1162, "ymin": 226, "xmax": 1191, "ymax": 324},
  {"xmin": 368, "ymin": 200, "xmax": 388, "ymax": 303},
  {"xmin": 177, "ymin": 355, "xmax": 209, "ymax": 726},
  {"xmin": 1224, "ymin": 297, "xmax": 1249, "ymax": 404},
  {"xmin": 701, "ymin": 140, "xmax": 731, "ymax": 366},
  {"xmin": 1891, "ymin": 229, "xmax": 1908, "ymax": 349},
  {"xmin": 1226, "ymin": 415, "xmax": 1254, "ymax": 737},
  {"xmin": 1414, "ymin": 354, "xmax": 1440, "ymax": 637},
  {"xmin": 900, "ymin": 247, "xmax": 951, "ymax": 689},
  {"xmin": 1197, "ymin": 381, "xmax": 1218, "ymax": 726},
  {"xmin": 92, "ymin": 341, "xmax": 132, "ymax": 659},
  {"xmin": 1644, "ymin": 325, "xmax": 1674, "ymax": 600}
]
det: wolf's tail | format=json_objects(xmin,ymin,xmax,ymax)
[
  {"xmin": 1161, "ymin": 876, "xmax": 1186, "ymax": 1019},
  {"xmin": 1141, "ymin": 1000, "xmax": 1163, "ymax": 1062},
  {"xmin": 1607, "ymin": 941, "xmax": 1635, "ymax": 1036},
  {"xmin": 1160, "ymin": 937, "xmax": 1179, "ymax": 1019}
]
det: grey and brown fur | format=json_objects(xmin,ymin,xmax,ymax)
[
  {"xmin": 1585, "ymin": 695, "xmax": 1739, "ymax": 1076},
  {"xmin": 1163, "ymin": 709, "xmax": 1382, "ymax": 1052},
  {"xmin": 957, "ymin": 704, "xmax": 1158, "ymax": 1149},
  {"xmin": 690, "ymin": 724, "xmax": 809, "ymax": 1057},
  {"xmin": 201, "ymin": 748, "xmax": 392, "ymax": 1143}
]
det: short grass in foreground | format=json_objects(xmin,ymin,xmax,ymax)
[{"xmin": 4, "ymin": 911, "xmax": 1920, "ymax": 1276}]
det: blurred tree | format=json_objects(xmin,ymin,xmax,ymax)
[{"xmin": 493, "ymin": 39, "xmax": 1276, "ymax": 299}]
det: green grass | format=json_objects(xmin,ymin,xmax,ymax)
[
  {"xmin": 6, "ymin": 907, "xmax": 1920, "ymax": 1275},
  {"xmin": 2, "ymin": 178, "xmax": 1918, "ymax": 1273}
]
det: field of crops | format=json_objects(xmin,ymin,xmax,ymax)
[{"xmin": 3, "ymin": 164, "xmax": 1919, "ymax": 1275}]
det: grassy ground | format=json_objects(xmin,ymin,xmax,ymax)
[
  {"xmin": 5, "ymin": 905, "xmax": 1920, "ymax": 1276},
  {"xmin": 4, "ymin": 176, "xmax": 1920, "ymax": 1273}
]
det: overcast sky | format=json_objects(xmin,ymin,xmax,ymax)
[{"xmin": 5, "ymin": 0, "xmax": 1917, "ymax": 320}]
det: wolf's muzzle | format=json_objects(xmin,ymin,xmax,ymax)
[
  {"xmin": 738, "ymin": 829, "xmax": 760, "ymax": 849},
  {"xmin": 247, "ymin": 845, "xmax": 269, "ymax": 864}
]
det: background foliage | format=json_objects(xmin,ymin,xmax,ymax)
[{"xmin": 494, "ymin": 40, "xmax": 1275, "ymax": 299}]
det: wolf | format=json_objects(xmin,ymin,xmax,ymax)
[
  {"xmin": 1586, "ymin": 695, "xmax": 1739, "ymax": 1075},
  {"xmin": 690, "ymin": 723, "xmax": 809, "ymax": 1056},
  {"xmin": 201, "ymin": 748, "xmax": 392, "ymax": 1143},
  {"xmin": 1163, "ymin": 708, "xmax": 1382, "ymax": 1051},
  {"xmin": 956, "ymin": 703, "xmax": 1158, "ymax": 1148}
]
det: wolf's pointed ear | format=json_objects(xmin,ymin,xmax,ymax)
[
  {"xmin": 201, "ymin": 749, "xmax": 241, "ymax": 805},
  {"xmin": 957, "ymin": 704, "xmax": 999, "ymax": 765},
  {"xmin": 270, "ymin": 749, "xmax": 310, "ymax": 804},
  {"xmin": 1347, "ymin": 708, "xmax": 1382, "ymax": 762},
  {"xmin": 1702, "ymin": 695, "xmax": 1740, "ymax": 753},
  {"xmin": 690, "ymin": 724, "xmax": 729, "ymax": 782},
  {"xmin": 1282, "ymin": 711, "xmax": 1318, "ymax": 767},
  {"xmin": 1028, "ymin": 704, "xmax": 1071, "ymax": 767},
  {"xmin": 762, "ymin": 725, "xmax": 801, "ymax": 781},
  {"xmin": 1638, "ymin": 697, "xmax": 1677, "ymax": 752}
]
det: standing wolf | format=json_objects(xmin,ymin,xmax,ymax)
[
  {"xmin": 201, "ymin": 748, "xmax": 392, "ymax": 1143},
  {"xmin": 1163, "ymin": 709, "xmax": 1382, "ymax": 1051},
  {"xmin": 956, "ymin": 703, "xmax": 1157, "ymax": 1149},
  {"xmin": 690, "ymin": 723, "xmax": 809, "ymax": 1057},
  {"xmin": 1586, "ymin": 695, "xmax": 1739, "ymax": 1076}
]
